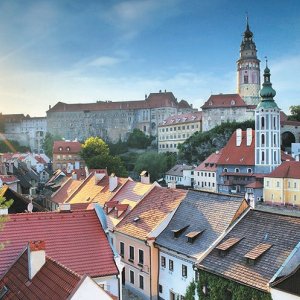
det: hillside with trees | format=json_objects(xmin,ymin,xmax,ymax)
[{"xmin": 178, "ymin": 120, "xmax": 255, "ymax": 164}]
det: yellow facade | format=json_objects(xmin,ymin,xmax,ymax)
[{"xmin": 264, "ymin": 177, "xmax": 300, "ymax": 206}]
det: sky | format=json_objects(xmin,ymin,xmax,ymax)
[{"xmin": 0, "ymin": 0, "xmax": 299, "ymax": 116}]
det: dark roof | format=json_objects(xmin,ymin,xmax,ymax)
[
  {"xmin": 271, "ymin": 264, "xmax": 300, "ymax": 296},
  {"xmin": 198, "ymin": 210, "xmax": 300, "ymax": 292},
  {"xmin": 165, "ymin": 164, "xmax": 194, "ymax": 177},
  {"xmin": 155, "ymin": 190, "xmax": 248, "ymax": 259},
  {"xmin": 201, "ymin": 94, "xmax": 247, "ymax": 109},
  {"xmin": 0, "ymin": 248, "xmax": 82, "ymax": 299},
  {"xmin": 0, "ymin": 209, "xmax": 118, "ymax": 278}
]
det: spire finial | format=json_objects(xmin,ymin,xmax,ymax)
[
  {"xmin": 265, "ymin": 56, "xmax": 268, "ymax": 68},
  {"xmin": 246, "ymin": 12, "xmax": 249, "ymax": 29}
]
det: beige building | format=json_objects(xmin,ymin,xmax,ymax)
[
  {"xmin": 158, "ymin": 112, "xmax": 202, "ymax": 153},
  {"xmin": 264, "ymin": 161, "xmax": 300, "ymax": 207}
]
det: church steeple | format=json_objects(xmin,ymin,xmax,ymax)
[
  {"xmin": 237, "ymin": 16, "xmax": 261, "ymax": 105},
  {"xmin": 255, "ymin": 61, "xmax": 281, "ymax": 173}
]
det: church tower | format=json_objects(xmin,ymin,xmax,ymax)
[
  {"xmin": 255, "ymin": 62, "xmax": 281, "ymax": 173},
  {"xmin": 237, "ymin": 17, "xmax": 261, "ymax": 105}
]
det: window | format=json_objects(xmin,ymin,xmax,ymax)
[
  {"xmin": 266, "ymin": 181, "xmax": 269, "ymax": 187},
  {"xmin": 120, "ymin": 242, "xmax": 124, "ymax": 258},
  {"xmin": 262, "ymin": 151, "xmax": 265, "ymax": 162},
  {"xmin": 247, "ymin": 168, "xmax": 252, "ymax": 173},
  {"xmin": 235, "ymin": 168, "xmax": 240, "ymax": 173},
  {"xmin": 161, "ymin": 256, "xmax": 166, "ymax": 267},
  {"xmin": 261, "ymin": 133, "xmax": 265, "ymax": 145},
  {"xmin": 294, "ymin": 182, "xmax": 297, "ymax": 188},
  {"xmin": 138, "ymin": 249, "xmax": 144, "ymax": 265},
  {"xmin": 182, "ymin": 265, "xmax": 187, "ymax": 277},
  {"xmin": 276, "ymin": 181, "xmax": 280, "ymax": 188},
  {"xmin": 261, "ymin": 117, "xmax": 265, "ymax": 128},
  {"xmin": 159, "ymin": 284, "xmax": 163, "ymax": 293},
  {"xmin": 139, "ymin": 275, "xmax": 144, "ymax": 290},
  {"xmin": 223, "ymin": 168, "xmax": 228, "ymax": 173},
  {"xmin": 129, "ymin": 246, "xmax": 134, "ymax": 261},
  {"xmin": 130, "ymin": 270, "xmax": 134, "ymax": 284},
  {"xmin": 244, "ymin": 75, "xmax": 248, "ymax": 83},
  {"xmin": 169, "ymin": 259, "xmax": 174, "ymax": 271}
]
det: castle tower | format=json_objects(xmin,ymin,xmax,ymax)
[
  {"xmin": 255, "ymin": 61, "xmax": 281, "ymax": 173},
  {"xmin": 237, "ymin": 17, "xmax": 261, "ymax": 105}
]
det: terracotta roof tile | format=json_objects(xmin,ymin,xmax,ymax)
[
  {"xmin": 115, "ymin": 186, "xmax": 187, "ymax": 240},
  {"xmin": 159, "ymin": 112, "xmax": 202, "ymax": 126},
  {"xmin": 195, "ymin": 149, "xmax": 223, "ymax": 171},
  {"xmin": 199, "ymin": 210, "xmax": 300, "ymax": 292},
  {"xmin": 265, "ymin": 161, "xmax": 300, "ymax": 179},
  {"xmin": 201, "ymin": 94, "xmax": 247, "ymax": 109},
  {"xmin": 0, "ymin": 175, "xmax": 19, "ymax": 184},
  {"xmin": 0, "ymin": 210, "xmax": 118, "ymax": 278},
  {"xmin": 53, "ymin": 141, "xmax": 82, "ymax": 154},
  {"xmin": 0, "ymin": 249, "xmax": 82, "ymax": 299}
]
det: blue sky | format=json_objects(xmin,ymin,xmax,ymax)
[{"xmin": 0, "ymin": 0, "xmax": 299, "ymax": 116}]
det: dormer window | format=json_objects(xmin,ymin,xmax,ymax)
[
  {"xmin": 58, "ymin": 147, "xmax": 63, "ymax": 151},
  {"xmin": 244, "ymin": 243, "xmax": 272, "ymax": 265},
  {"xmin": 186, "ymin": 230, "xmax": 205, "ymax": 244},
  {"xmin": 66, "ymin": 147, "xmax": 70, "ymax": 151},
  {"xmin": 231, "ymin": 100, "xmax": 236, "ymax": 105},
  {"xmin": 216, "ymin": 237, "xmax": 243, "ymax": 257},
  {"xmin": 172, "ymin": 225, "xmax": 189, "ymax": 238},
  {"xmin": 209, "ymin": 101, "xmax": 213, "ymax": 106}
]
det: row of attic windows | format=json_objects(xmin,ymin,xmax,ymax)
[{"xmin": 159, "ymin": 124, "xmax": 198, "ymax": 132}]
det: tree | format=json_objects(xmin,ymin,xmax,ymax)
[
  {"xmin": 0, "ymin": 140, "xmax": 29, "ymax": 153},
  {"xmin": 108, "ymin": 139, "xmax": 128, "ymax": 156},
  {"xmin": 80, "ymin": 136, "xmax": 109, "ymax": 162},
  {"xmin": 81, "ymin": 137, "xmax": 127, "ymax": 177},
  {"xmin": 134, "ymin": 152, "xmax": 170, "ymax": 182},
  {"xmin": 288, "ymin": 105, "xmax": 300, "ymax": 121},
  {"xmin": 178, "ymin": 120, "xmax": 255, "ymax": 164},
  {"xmin": 127, "ymin": 129, "xmax": 154, "ymax": 149},
  {"xmin": 42, "ymin": 132, "xmax": 63, "ymax": 158},
  {"xmin": 0, "ymin": 196, "xmax": 13, "ymax": 251}
]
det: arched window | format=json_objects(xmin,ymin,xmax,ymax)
[
  {"xmin": 274, "ymin": 134, "xmax": 276, "ymax": 146},
  {"xmin": 273, "ymin": 117, "xmax": 276, "ymax": 129},
  {"xmin": 261, "ymin": 134, "xmax": 265, "ymax": 145},
  {"xmin": 261, "ymin": 117, "xmax": 265, "ymax": 128},
  {"xmin": 274, "ymin": 151, "xmax": 277, "ymax": 163},
  {"xmin": 262, "ymin": 151, "xmax": 265, "ymax": 162}
]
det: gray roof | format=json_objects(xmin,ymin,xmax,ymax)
[
  {"xmin": 198, "ymin": 210, "xmax": 300, "ymax": 292},
  {"xmin": 165, "ymin": 164, "xmax": 194, "ymax": 177},
  {"xmin": 155, "ymin": 190, "xmax": 246, "ymax": 259}
]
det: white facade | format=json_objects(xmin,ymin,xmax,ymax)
[
  {"xmin": 158, "ymin": 250, "xmax": 197, "ymax": 300},
  {"xmin": 165, "ymin": 169, "xmax": 194, "ymax": 187},
  {"xmin": 270, "ymin": 288, "xmax": 300, "ymax": 300},
  {"xmin": 194, "ymin": 170, "xmax": 217, "ymax": 192},
  {"xmin": 94, "ymin": 275, "xmax": 119, "ymax": 298}
]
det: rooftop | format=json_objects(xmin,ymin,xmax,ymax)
[
  {"xmin": 201, "ymin": 94, "xmax": 248, "ymax": 109},
  {"xmin": 165, "ymin": 164, "xmax": 194, "ymax": 177},
  {"xmin": 159, "ymin": 111, "xmax": 202, "ymax": 127},
  {"xmin": 265, "ymin": 161, "xmax": 300, "ymax": 179}
]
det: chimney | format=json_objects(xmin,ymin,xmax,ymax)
[
  {"xmin": 236, "ymin": 128, "xmax": 242, "ymax": 146},
  {"xmin": 59, "ymin": 203, "xmax": 71, "ymax": 212},
  {"xmin": 140, "ymin": 170, "xmax": 150, "ymax": 184},
  {"xmin": 168, "ymin": 181, "xmax": 176, "ymax": 189},
  {"xmin": 72, "ymin": 171, "xmax": 77, "ymax": 180},
  {"xmin": 94, "ymin": 170, "xmax": 105, "ymax": 185},
  {"xmin": 49, "ymin": 105, "xmax": 51, "ymax": 110},
  {"xmin": 145, "ymin": 94, "xmax": 147, "ymax": 99},
  {"xmin": 0, "ymin": 207, "xmax": 8, "ymax": 215},
  {"xmin": 246, "ymin": 128, "xmax": 252, "ymax": 146},
  {"xmin": 109, "ymin": 173, "xmax": 118, "ymax": 192},
  {"xmin": 28, "ymin": 241, "xmax": 46, "ymax": 280}
]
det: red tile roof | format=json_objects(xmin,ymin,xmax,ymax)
[
  {"xmin": 0, "ymin": 248, "xmax": 82, "ymax": 299},
  {"xmin": 265, "ymin": 161, "xmax": 300, "ymax": 179},
  {"xmin": 245, "ymin": 181, "xmax": 263, "ymax": 189},
  {"xmin": 195, "ymin": 149, "xmax": 223, "ymax": 171},
  {"xmin": 201, "ymin": 94, "xmax": 247, "ymax": 109},
  {"xmin": 281, "ymin": 120, "xmax": 300, "ymax": 126},
  {"xmin": 0, "ymin": 210, "xmax": 118, "ymax": 278},
  {"xmin": 53, "ymin": 141, "xmax": 82, "ymax": 154},
  {"xmin": 48, "ymin": 92, "xmax": 180, "ymax": 113},
  {"xmin": 51, "ymin": 177, "xmax": 82, "ymax": 204},
  {"xmin": 159, "ymin": 111, "xmax": 202, "ymax": 126},
  {"xmin": 0, "ymin": 175, "xmax": 19, "ymax": 184},
  {"xmin": 218, "ymin": 130, "xmax": 255, "ymax": 166},
  {"xmin": 115, "ymin": 186, "xmax": 187, "ymax": 240},
  {"xmin": 34, "ymin": 155, "xmax": 47, "ymax": 164},
  {"xmin": 281, "ymin": 151, "xmax": 295, "ymax": 162}
]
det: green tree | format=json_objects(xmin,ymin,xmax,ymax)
[
  {"xmin": 288, "ymin": 105, "xmax": 300, "ymax": 121},
  {"xmin": 127, "ymin": 129, "xmax": 154, "ymax": 149},
  {"xmin": 81, "ymin": 137, "xmax": 127, "ymax": 177},
  {"xmin": 134, "ymin": 152, "xmax": 170, "ymax": 182},
  {"xmin": 0, "ymin": 195, "xmax": 13, "ymax": 251},
  {"xmin": 0, "ymin": 140, "xmax": 29, "ymax": 153},
  {"xmin": 108, "ymin": 139, "xmax": 128, "ymax": 156},
  {"xmin": 80, "ymin": 136, "xmax": 109, "ymax": 162},
  {"xmin": 42, "ymin": 132, "xmax": 63, "ymax": 158},
  {"xmin": 178, "ymin": 120, "xmax": 255, "ymax": 164}
]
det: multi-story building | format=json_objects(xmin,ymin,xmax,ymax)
[
  {"xmin": 194, "ymin": 149, "xmax": 223, "ymax": 192},
  {"xmin": 201, "ymin": 20, "xmax": 260, "ymax": 132},
  {"xmin": 263, "ymin": 161, "xmax": 300, "ymax": 207},
  {"xmin": 47, "ymin": 91, "xmax": 195, "ymax": 143},
  {"xmin": 52, "ymin": 140, "xmax": 85, "ymax": 173},
  {"xmin": 158, "ymin": 112, "xmax": 202, "ymax": 153},
  {"xmin": 0, "ymin": 114, "xmax": 47, "ymax": 153},
  {"xmin": 164, "ymin": 164, "xmax": 194, "ymax": 187}
]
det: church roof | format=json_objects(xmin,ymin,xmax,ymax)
[{"xmin": 201, "ymin": 94, "xmax": 248, "ymax": 109}]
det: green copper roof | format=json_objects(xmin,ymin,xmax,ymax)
[{"xmin": 257, "ymin": 64, "xmax": 279, "ymax": 109}]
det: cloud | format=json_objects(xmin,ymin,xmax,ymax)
[{"xmin": 88, "ymin": 56, "xmax": 123, "ymax": 67}]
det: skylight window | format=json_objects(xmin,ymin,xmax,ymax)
[
  {"xmin": 0, "ymin": 286, "xmax": 8, "ymax": 299},
  {"xmin": 133, "ymin": 217, "xmax": 140, "ymax": 222}
]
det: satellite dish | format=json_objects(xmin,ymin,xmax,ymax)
[{"xmin": 27, "ymin": 202, "xmax": 33, "ymax": 213}]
